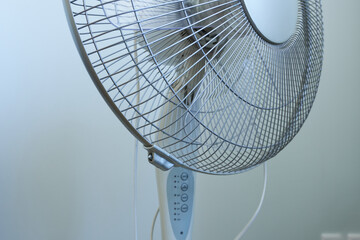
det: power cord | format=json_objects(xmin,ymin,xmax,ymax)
[
  {"xmin": 233, "ymin": 162, "xmax": 268, "ymax": 240},
  {"xmin": 134, "ymin": 33, "xmax": 140, "ymax": 240},
  {"xmin": 150, "ymin": 208, "xmax": 160, "ymax": 240},
  {"xmin": 133, "ymin": 139, "xmax": 139, "ymax": 240}
]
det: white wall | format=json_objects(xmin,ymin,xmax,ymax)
[{"xmin": 0, "ymin": 1, "xmax": 359, "ymax": 240}]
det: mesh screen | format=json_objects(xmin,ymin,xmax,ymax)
[{"xmin": 65, "ymin": 0, "xmax": 323, "ymax": 174}]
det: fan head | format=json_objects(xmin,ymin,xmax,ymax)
[{"xmin": 64, "ymin": 0, "xmax": 324, "ymax": 174}]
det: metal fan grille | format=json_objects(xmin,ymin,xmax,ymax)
[{"xmin": 65, "ymin": 0, "xmax": 323, "ymax": 174}]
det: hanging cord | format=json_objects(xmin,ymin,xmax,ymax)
[
  {"xmin": 133, "ymin": 139, "xmax": 139, "ymax": 240},
  {"xmin": 133, "ymin": 33, "xmax": 140, "ymax": 240},
  {"xmin": 150, "ymin": 208, "xmax": 160, "ymax": 240},
  {"xmin": 233, "ymin": 162, "xmax": 268, "ymax": 240}
]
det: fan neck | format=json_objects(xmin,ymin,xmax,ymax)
[{"xmin": 241, "ymin": 0, "xmax": 298, "ymax": 44}]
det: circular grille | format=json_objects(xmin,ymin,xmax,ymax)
[{"xmin": 64, "ymin": 0, "xmax": 324, "ymax": 174}]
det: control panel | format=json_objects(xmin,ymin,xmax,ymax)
[{"xmin": 166, "ymin": 167, "xmax": 194, "ymax": 240}]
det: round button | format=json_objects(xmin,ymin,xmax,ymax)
[
  {"xmin": 180, "ymin": 172, "xmax": 189, "ymax": 181},
  {"xmin": 181, "ymin": 204, "xmax": 189, "ymax": 213},
  {"xmin": 181, "ymin": 194, "xmax": 188, "ymax": 202},
  {"xmin": 181, "ymin": 183, "xmax": 188, "ymax": 191}
]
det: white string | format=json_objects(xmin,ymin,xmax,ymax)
[
  {"xmin": 133, "ymin": 139, "xmax": 139, "ymax": 240},
  {"xmin": 133, "ymin": 32, "xmax": 140, "ymax": 240},
  {"xmin": 150, "ymin": 208, "xmax": 160, "ymax": 240},
  {"xmin": 233, "ymin": 162, "xmax": 268, "ymax": 240}
]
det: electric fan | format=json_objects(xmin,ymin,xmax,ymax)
[{"xmin": 63, "ymin": 0, "xmax": 323, "ymax": 239}]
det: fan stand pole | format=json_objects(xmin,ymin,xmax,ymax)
[
  {"xmin": 154, "ymin": 95, "xmax": 197, "ymax": 240},
  {"xmin": 133, "ymin": 28, "xmax": 196, "ymax": 239}
]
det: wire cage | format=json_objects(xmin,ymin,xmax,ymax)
[{"xmin": 64, "ymin": 0, "xmax": 323, "ymax": 174}]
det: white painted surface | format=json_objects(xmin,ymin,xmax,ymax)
[{"xmin": 0, "ymin": 1, "xmax": 359, "ymax": 240}]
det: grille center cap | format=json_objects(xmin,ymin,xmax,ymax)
[{"xmin": 242, "ymin": 0, "xmax": 298, "ymax": 44}]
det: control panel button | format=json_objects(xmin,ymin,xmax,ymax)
[
  {"xmin": 180, "ymin": 172, "xmax": 189, "ymax": 181},
  {"xmin": 181, "ymin": 194, "xmax": 188, "ymax": 202},
  {"xmin": 181, "ymin": 204, "xmax": 189, "ymax": 213},
  {"xmin": 181, "ymin": 183, "xmax": 188, "ymax": 191}
]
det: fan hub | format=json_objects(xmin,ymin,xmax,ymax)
[{"xmin": 241, "ymin": 0, "xmax": 298, "ymax": 44}]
